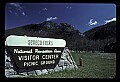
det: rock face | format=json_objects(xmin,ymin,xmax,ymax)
[{"xmin": 5, "ymin": 47, "xmax": 78, "ymax": 77}]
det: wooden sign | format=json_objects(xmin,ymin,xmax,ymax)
[{"xmin": 6, "ymin": 35, "xmax": 66, "ymax": 70}]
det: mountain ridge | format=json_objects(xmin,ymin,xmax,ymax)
[
  {"xmin": 5, "ymin": 21, "xmax": 116, "ymax": 52},
  {"xmin": 83, "ymin": 21, "xmax": 116, "ymax": 41}
]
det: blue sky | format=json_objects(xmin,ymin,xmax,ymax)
[{"xmin": 5, "ymin": 3, "xmax": 116, "ymax": 33}]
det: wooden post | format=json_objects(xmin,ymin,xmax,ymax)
[{"xmin": 79, "ymin": 58, "xmax": 83, "ymax": 66}]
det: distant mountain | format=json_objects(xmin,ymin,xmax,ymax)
[
  {"xmin": 5, "ymin": 21, "xmax": 83, "ymax": 50},
  {"xmin": 83, "ymin": 21, "xmax": 116, "ymax": 41},
  {"xmin": 83, "ymin": 21, "xmax": 116, "ymax": 52},
  {"xmin": 5, "ymin": 21, "xmax": 116, "ymax": 52},
  {"xmin": 5, "ymin": 21, "xmax": 81, "ymax": 38},
  {"xmin": 5, "ymin": 21, "xmax": 58, "ymax": 38}
]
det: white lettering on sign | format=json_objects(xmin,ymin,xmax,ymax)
[
  {"xmin": 14, "ymin": 49, "xmax": 33, "ymax": 53},
  {"xmin": 18, "ymin": 55, "xmax": 39, "ymax": 61},
  {"xmin": 54, "ymin": 49, "xmax": 61, "ymax": 53},
  {"xmin": 42, "ymin": 54, "xmax": 59, "ymax": 59},
  {"xmin": 46, "ymin": 60, "xmax": 55, "ymax": 65},
  {"xmin": 41, "ymin": 61, "xmax": 45, "ymax": 65},
  {"xmin": 35, "ymin": 49, "xmax": 53, "ymax": 53},
  {"xmin": 41, "ymin": 60, "xmax": 55, "ymax": 65},
  {"xmin": 24, "ymin": 61, "xmax": 38, "ymax": 67}
]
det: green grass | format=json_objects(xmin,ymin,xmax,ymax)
[{"xmin": 27, "ymin": 52, "xmax": 116, "ymax": 78}]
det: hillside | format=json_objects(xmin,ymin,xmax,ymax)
[
  {"xmin": 5, "ymin": 21, "xmax": 83, "ymax": 50},
  {"xmin": 5, "ymin": 21, "xmax": 116, "ymax": 52},
  {"xmin": 83, "ymin": 21, "xmax": 116, "ymax": 52},
  {"xmin": 83, "ymin": 21, "xmax": 116, "ymax": 41}
]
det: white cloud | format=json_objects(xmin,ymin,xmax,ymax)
[
  {"xmin": 104, "ymin": 17, "xmax": 116, "ymax": 24},
  {"xmin": 14, "ymin": 12, "xmax": 18, "ymax": 16},
  {"xmin": 8, "ymin": 3, "xmax": 26, "ymax": 16},
  {"xmin": 22, "ymin": 12, "xmax": 25, "ymax": 16},
  {"xmin": 43, "ymin": 8, "xmax": 48, "ymax": 11},
  {"xmin": 66, "ymin": 7, "xmax": 69, "ymax": 8},
  {"xmin": 46, "ymin": 17, "xmax": 58, "ymax": 21},
  {"xmin": 66, "ymin": 6, "xmax": 72, "ymax": 9},
  {"xmin": 18, "ymin": 8, "xmax": 22, "ymax": 12},
  {"xmin": 88, "ymin": 19, "xmax": 98, "ymax": 26},
  {"xmin": 9, "ymin": 10, "xmax": 13, "ymax": 13},
  {"xmin": 9, "ymin": 3, "xmax": 21, "ymax": 8}
]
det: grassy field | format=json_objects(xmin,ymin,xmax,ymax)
[{"xmin": 28, "ymin": 52, "xmax": 116, "ymax": 78}]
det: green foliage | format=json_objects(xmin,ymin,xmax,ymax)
[{"xmin": 27, "ymin": 52, "xmax": 116, "ymax": 78}]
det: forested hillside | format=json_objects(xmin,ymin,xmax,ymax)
[{"xmin": 5, "ymin": 21, "xmax": 116, "ymax": 52}]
